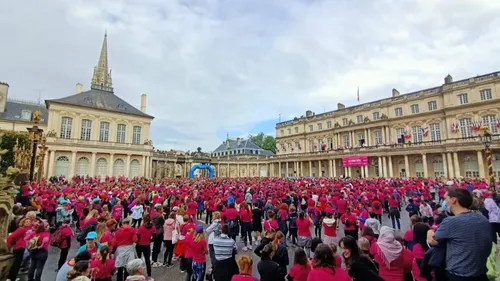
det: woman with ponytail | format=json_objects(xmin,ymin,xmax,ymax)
[
  {"xmin": 270, "ymin": 231, "xmax": 288, "ymax": 278},
  {"xmin": 190, "ymin": 225, "xmax": 208, "ymax": 281},
  {"xmin": 90, "ymin": 246, "xmax": 116, "ymax": 281},
  {"xmin": 67, "ymin": 260, "xmax": 90, "ymax": 281}
]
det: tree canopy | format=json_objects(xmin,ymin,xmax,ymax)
[{"xmin": 249, "ymin": 133, "xmax": 276, "ymax": 152}]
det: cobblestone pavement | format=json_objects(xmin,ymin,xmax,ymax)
[{"xmin": 42, "ymin": 212, "xmax": 411, "ymax": 281}]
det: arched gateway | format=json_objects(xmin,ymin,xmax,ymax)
[{"xmin": 189, "ymin": 164, "xmax": 214, "ymax": 178}]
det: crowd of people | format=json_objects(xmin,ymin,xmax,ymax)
[{"xmin": 5, "ymin": 175, "xmax": 500, "ymax": 281}]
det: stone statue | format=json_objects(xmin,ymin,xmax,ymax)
[
  {"xmin": 174, "ymin": 164, "xmax": 182, "ymax": 176},
  {"xmin": 0, "ymin": 166, "xmax": 19, "ymax": 279},
  {"xmin": 46, "ymin": 130, "xmax": 57, "ymax": 137}
]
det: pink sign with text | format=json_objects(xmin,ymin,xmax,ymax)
[{"xmin": 342, "ymin": 156, "xmax": 368, "ymax": 167}]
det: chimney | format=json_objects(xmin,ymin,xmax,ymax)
[
  {"xmin": 0, "ymin": 81, "xmax": 9, "ymax": 113},
  {"xmin": 392, "ymin": 88, "xmax": 400, "ymax": 97},
  {"xmin": 140, "ymin": 94, "xmax": 147, "ymax": 113},
  {"xmin": 306, "ymin": 110, "xmax": 313, "ymax": 117},
  {"xmin": 76, "ymin": 83, "xmax": 83, "ymax": 94},
  {"xmin": 236, "ymin": 138, "xmax": 241, "ymax": 146},
  {"xmin": 444, "ymin": 74, "xmax": 453, "ymax": 84},
  {"xmin": 337, "ymin": 103, "xmax": 345, "ymax": 110},
  {"xmin": 225, "ymin": 140, "xmax": 230, "ymax": 149}
]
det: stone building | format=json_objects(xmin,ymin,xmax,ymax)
[
  {"xmin": 0, "ymin": 33, "xmax": 155, "ymax": 179},
  {"xmin": 272, "ymin": 72, "xmax": 500, "ymax": 179}
]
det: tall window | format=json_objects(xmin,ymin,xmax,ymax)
[
  {"xmin": 357, "ymin": 115, "xmax": 363, "ymax": 123},
  {"xmin": 60, "ymin": 117, "xmax": 73, "ymax": 139},
  {"xmin": 373, "ymin": 112, "xmax": 380, "ymax": 120},
  {"xmin": 99, "ymin": 122, "xmax": 110, "ymax": 142},
  {"xmin": 309, "ymin": 140, "xmax": 314, "ymax": 151},
  {"xmin": 294, "ymin": 127, "xmax": 299, "ymax": 133},
  {"xmin": 280, "ymin": 129, "xmax": 284, "ymax": 136},
  {"xmin": 375, "ymin": 130, "xmax": 383, "ymax": 145},
  {"xmin": 343, "ymin": 134, "xmax": 350, "ymax": 147},
  {"xmin": 21, "ymin": 110, "xmax": 31, "ymax": 120},
  {"xmin": 410, "ymin": 104, "xmax": 419, "ymax": 114},
  {"xmin": 482, "ymin": 114, "xmax": 498, "ymax": 134},
  {"xmin": 327, "ymin": 138, "xmax": 333, "ymax": 149},
  {"xmin": 395, "ymin": 107, "xmax": 403, "ymax": 117},
  {"xmin": 464, "ymin": 156, "xmax": 479, "ymax": 178},
  {"xmin": 428, "ymin": 101, "xmax": 437, "ymax": 111},
  {"xmin": 433, "ymin": 159, "xmax": 445, "ymax": 177},
  {"xmin": 415, "ymin": 159, "xmax": 424, "ymax": 178},
  {"xmin": 357, "ymin": 133, "xmax": 364, "ymax": 146},
  {"xmin": 396, "ymin": 128, "xmax": 405, "ymax": 141},
  {"xmin": 430, "ymin": 123, "xmax": 441, "ymax": 141},
  {"xmin": 458, "ymin": 93, "xmax": 468, "ymax": 105},
  {"xmin": 117, "ymin": 124, "xmax": 126, "ymax": 143},
  {"xmin": 326, "ymin": 121, "xmax": 332, "ymax": 129},
  {"xmin": 412, "ymin": 126, "xmax": 423, "ymax": 143},
  {"xmin": 480, "ymin": 89, "xmax": 492, "ymax": 101},
  {"xmin": 459, "ymin": 118, "xmax": 473, "ymax": 138},
  {"xmin": 287, "ymin": 128, "xmax": 291, "ymax": 135},
  {"xmin": 308, "ymin": 125, "xmax": 313, "ymax": 132},
  {"xmin": 317, "ymin": 123, "xmax": 322, "ymax": 130},
  {"xmin": 132, "ymin": 126, "xmax": 142, "ymax": 144},
  {"xmin": 80, "ymin": 119, "xmax": 92, "ymax": 140},
  {"xmin": 342, "ymin": 118, "xmax": 348, "ymax": 126}
]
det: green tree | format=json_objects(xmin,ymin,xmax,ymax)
[{"xmin": 249, "ymin": 133, "xmax": 276, "ymax": 152}]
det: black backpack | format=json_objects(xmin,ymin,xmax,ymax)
[{"xmin": 77, "ymin": 222, "xmax": 97, "ymax": 242}]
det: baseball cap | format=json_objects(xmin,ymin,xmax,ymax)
[
  {"xmin": 196, "ymin": 225, "xmax": 204, "ymax": 233},
  {"xmin": 86, "ymin": 231, "xmax": 97, "ymax": 240}
]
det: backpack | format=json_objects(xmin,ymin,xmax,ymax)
[
  {"xmin": 77, "ymin": 222, "xmax": 97, "ymax": 242},
  {"xmin": 27, "ymin": 236, "xmax": 39, "ymax": 251},
  {"xmin": 50, "ymin": 228, "xmax": 65, "ymax": 248},
  {"xmin": 288, "ymin": 213, "xmax": 298, "ymax": 229}
]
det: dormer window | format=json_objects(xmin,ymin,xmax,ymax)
[
  {"xmin": 84, "ymin": 97, "xmax": 93, "ymax": 105},
  {"xmin": 21, "ymin": 110, "xmax": 31, "ymax": 121}
]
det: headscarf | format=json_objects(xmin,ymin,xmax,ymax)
[{"xmin": 376, "ymin": 226, "xmax": 402, "ymax": 268}]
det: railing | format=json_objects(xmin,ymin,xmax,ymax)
[
  {"xmin": 47, "ymin": 136, "xmax": 151, "ymax": 149},
  {"xmin": 273, "ymin": 134, "xmax": 500, "ymax": 158}
]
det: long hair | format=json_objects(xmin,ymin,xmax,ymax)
[
  {"xmin": 313, "ymin": 244, "xmax": 336, "ymax": 272},
  {"xmin": 293, "ymin": 248, "xmax": 308, "ymax": 267},
  {"xmin": 271, "ymin": 231, "xmax": 284, "ymax": 258},
  {"xmin": 237, "ymin": 255, "xmax": 253, "ymax": 275},
  {"xmin": 339, "ymin": 236, "xmax": 360, "ymax": 270},
  {"xmin": 96, "ymin": 222, "xmax": 106, "ymax": 240},
  {"xmin": 240, "ymin": 202, "xmax": 251, "ymax": 213},
  {"xmin": 86, "ymin": 209, "xmax": 98, "ymax": 221},
  {"xmin": 194, "ymin": 231, "xmax": 205, "ymax": 243},
  {"xmin": 67, "ymin": 260, "xmax": 89, "ymax": 280},
  {"xmin": 99, "ymin": 246, "xmax": 110, "ymax": 265},
  {"xmin": 412, "ymin": 222, "xmax": 430, "ymax": 251}
]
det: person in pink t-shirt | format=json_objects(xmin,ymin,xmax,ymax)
[
  {"xmin": 27, "ymin": 222, "xmax": 51, "ymax": 281},
  {"xmin": 231, "ymin": 255, "xmax": 258, "ymax": 281},
  {"xmin": 287, "ymin": 248, "xmax": 311, "ymax": 281},
  {"xmin": 307, "ymin": 244, "xmax": 351, "ymax": 281}
]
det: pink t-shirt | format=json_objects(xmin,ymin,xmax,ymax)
[
  {"xmin": 90, "ymin": 259, "xmax": 116, "ymax": 279},
  {"xmin": 296, "ymin": 218, "xmax": 312, "ymax": 237},
  {"xmin": 307, "ymin": 267, "xmax": 351, "ymax": 281},
  {"xmin": 190, "ymin": 238, "xmax": 207, "ymax": 263},
  {"xmin": 289, "ymin": 264, "xmax": 311, "ymax": 281}
]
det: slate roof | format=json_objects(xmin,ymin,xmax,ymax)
[
  {"xmin": 45, "ymin": 88, "xmax": 154, "ymax": 119},
  {"xmin": 213, "ymin": 138, "xmax": 274, "ymax": 156},
  {"xmin": 0, "ymin": 100, "xmax": 48, "ymax": 124}
]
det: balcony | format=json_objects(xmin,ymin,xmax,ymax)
[
  {"xmin": 272, "ymin": 134, "xmax": 500, "ymax": 159},
  {"xmin": 46, "ymin": 136, "xmax": 152, "ymax": 151}
]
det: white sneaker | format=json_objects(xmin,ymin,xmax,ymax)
[
  {"xmin": 242, "ymin": 246, "xmax": 248, "ymax": 251},
  {"xmin": 248, "ymin": 245, "xmax": 253, "ymax": 250}
]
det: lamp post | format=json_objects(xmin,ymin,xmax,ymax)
[
  {"xmin": 480, "ymin": 129, "xmax": 495, "ymax": 191},
  {"xmin": 27, "ymin": 111, "xmax": 44, "ymax": 181},
  {"xmin": 36, "ymin": 136, "xmax": 47, "ymax": 182}
]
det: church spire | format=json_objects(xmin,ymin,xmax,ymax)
[{"xmin": 91, "ymin": 32, "xmax": 113, "ymax": 92}]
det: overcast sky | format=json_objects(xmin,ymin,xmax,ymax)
[{"xmin": 1, "ymin": 0, "xmax": 500, "ymax": 151}]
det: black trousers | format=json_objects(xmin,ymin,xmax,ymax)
[
  {"xmin": 58, "ymin": 247, "xmax": 70, "ymax": 269},
  {"xmin": 117, "ymin": 267, "xmax": 129, "ymax": 281},
  {"xmin": 8, "ymin": 248, "xmax": 25, "ymax": 281},
  {"xmin": 28, "ymin": 249, "xmax": 48, "ymax": 281},
  {"xmin": 289, "ymin": 228, "xmax": 298, "ymax": 244},
  {"xmin": 206, "ymin": 211, "xmax": 213, "ymax": 224},
  {"xmin": 152, "ymin": 234, "xmax": 163, "ymax": 262},
  {"xmin": 163, "ymin": 240, "xmax": 174, "ymax": 265},
  {"xmin": 491, "ymin": 222, "xmax": 500, "ymax": 244},
  {"xmin": 136, "ymin": 244, "xmax": 152, "ymax": 277}
]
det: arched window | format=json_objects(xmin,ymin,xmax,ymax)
[
  {"xmin": 464, "ymin": 156, "xmax": 479, "ymax": 178},
  {"xmin": 398, "ymin": 160, "xmax": 406, "ymax": 178},
  {"xmin": 113, "ymin": 159, "xmax": 125, "ymax": 176},
  {"xmin": 415, "ymin": 159, "xmax": 424, "ymax": 178},
  {"xmin": 493, "ymin": 154, "xmax": 500, "ymax": 178},
  {"xmin": 433, "ymin": 159, "xmax": 445, "ymax": 178},
  {"xmin": 96, "ymin": 158, "xmax": 107, "ymax": 179},
  {"xmin": 55, "ymin": 156, "xmax": 70, "ymax": 177},
  {"xmin": 76, "ymin": 157, "xmax": 89, "ymax": 176},
  {"xmin": 129, "ymin": 159, "xmax": 140, "ymax": 178}
]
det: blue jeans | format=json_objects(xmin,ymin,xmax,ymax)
[{"xmin": 192, "ymin": 262, "xmax": 206, "ymax": 281}]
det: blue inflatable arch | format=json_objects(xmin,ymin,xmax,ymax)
[{"xmin": 189, "ymin": 164, "xmax": 214, "ymax": 178}]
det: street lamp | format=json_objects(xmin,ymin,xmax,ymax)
[{"xmin": 480, "ymin": 129, "xmax": 495, "ymax": 191}]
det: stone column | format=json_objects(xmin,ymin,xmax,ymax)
[
  {"xmin": 388, "ymin": 156, "xmax": 393, "ymax": 177},
  {"xmin": 109, "ymin": 154, "xmax": 114, "ymax": 176},
  {"xmin": 404, "ymin": 155, "xmax": 410, "ymax": 178},
  {"xmin": 422, "ymin": 154, "xmax": 428, "ymax": 178},
  {"xmin": 382, "ymin": 157, "xmax": 387, "ymax": 177},
  {"xmin": 69, "ymin": 151, "xmax": 77, "ymax": 177},
  {"xmin": 43, "ymin": 150, "xmax": 49, "ymax": 178},
  {"xmin": 453, "ymin": 152, "xmax": 460, "ymax": 178},
  {"xmin": 318, "ymin": 160, "xmax": 322, "ymax": 177},
  {"xmin": 126, "ymin": 154, "xmax": 131, "ymax": 177},
  {"xmin": 348, "ymin": 167, "xmax": 352, "ymax": 177},
  {"xmin": 285, "ymin": 162, "xmax": 289, "ymax": 177},
  {"xmin": 309, "ymin": 161, "xmax": 312, "ymax": 177},
  {"xmin": 386, "ymin": 126, "xmax": 391, "ymax": 143},
  {"xmin": 247, "ymin": 163, "xmax": 250, "ymax": 177},
  {"xmin": 333, "ymin": 160, "xmax": 337, "ymax": 177},
  {"xmin": 89, "ymin": 152, "xmax": 96, "ymax": 177},
  {"xmin": 378, "ymin": 157, "xmax": 383, "ymax": 176},
  {"xmin": 367, "ymin": 128, "xmax": 371, "ymax": 146},
  {"xmin": 300, "ymin": 162, "xmax": 304, "ymax": 177},
  {"xmin": 477, "ymin": 150, "xmax": 485, "ymax": 179},
  {"xmin": 442, "ymin": 153, "xmax": 448, "ymax": 178},
  {"xmin": 141, "ymin": 155, "xmax": 146, "ymax": 176},
  {"xmin": 360, "ymin": 166, "xmax": 365, "ymax": 178},
  {"xmin": 47, "ymin": 150, "xmax": 55, "ymax": 177},
  {"xmin": 364, "ymin": 165, "xmax": 369, "ymax": 178},
  {"xmin": 329, "ymin": 160, "xmax": 333, "ymax": 177},
  {"xmin": 447, "ymin": 153, "xmax": 455, "ymax": 178}
]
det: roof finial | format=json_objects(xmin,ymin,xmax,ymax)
[
  {"xmin": 91, "ymin": 31, "xmax": 113, "ymax": 92},
  {"xmin": 226, "ymin": 133, "xmax": 229, "ymax": 140}
]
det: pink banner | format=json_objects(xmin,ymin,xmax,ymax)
[{"xmin": 342, "ymin": 156, "xmax": 368, "ymax": 167}]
